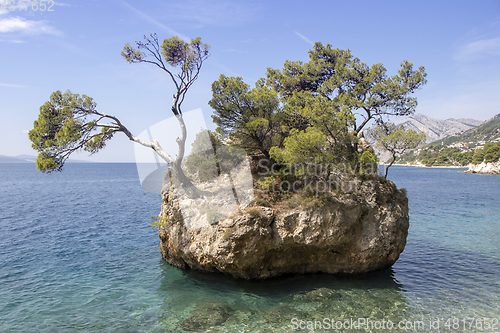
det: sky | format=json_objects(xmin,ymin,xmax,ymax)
[{"xmin": 1, "ymin": 0, "xmax": 500, "ymax": 162}]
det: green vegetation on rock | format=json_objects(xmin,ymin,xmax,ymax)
[
  {"xmin": 370, "ymin": 123, "xmax": 426, "ymax": 178},
  {"xmin": 29, "ymin": 33, "xmax": 210, "ymax": 197},
  {"xmin": 210, "ymin": 42, "xmax": 427, "ymax": 185}
]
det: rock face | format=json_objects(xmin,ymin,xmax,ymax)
[
  {"xmin": 465, "ymin": 161, "xmax": 500, "ymax": 174},
  {"xmin": 158, "ymin": 180, "xmax": 409, "ymax": 279},
  {"xmin": 365, "ymin": 113, "xmax": 482, "ymax": 162},
  {"xmin": 394, "ymin": 113, "xmax": 482, "ymax": 143}
]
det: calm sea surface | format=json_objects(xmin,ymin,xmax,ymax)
[{"xmin": 0, "ymin": 164, "xmax": 498, "ymax": 332}]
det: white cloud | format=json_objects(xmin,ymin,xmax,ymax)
[
  {"xmin": 0, "ymin": 82, "xmax": 27, "ymax": 88},
  {"xmin": 222, "ymin": 48, "xmax": 247, "ymax": 54},
  {"xmin": 0, "ymin": 38, "xmax": 24, "ymax": 43},
  {"xmin": 0, "ymin": 16, "xmax": 61, "ymax": 35},
  {"xmin": 54, "ymin": 2, "xmax": 71, "ymax": 6},
  {"xmin": 294, "ymin": 31, "xmax": 314, "ymax": 46},
  {"xmin": 456, "ymin": 37, "xmax": 500, "ymax": 61}
]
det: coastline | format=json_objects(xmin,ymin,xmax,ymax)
[
  {"xmin": 386, "ymin": 163, "xmax": 467, "ymax": 169},
  {"xmin": 386, "ymin": 162, "xmax": 500, "ymax": 174},
  {"xmin": 462, "ymin": 161, "xmax": 500, "ymax": 175}
]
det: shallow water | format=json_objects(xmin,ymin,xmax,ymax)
[{"xmin": 0, "ymin": 164, "xmax": 498, "ymax": 332}]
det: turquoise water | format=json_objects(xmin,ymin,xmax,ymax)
[{"xmin": 0, "ymin": 164, "xmax": 498, "ymax": 332}]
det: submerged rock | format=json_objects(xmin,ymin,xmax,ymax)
[
  {"xmin": 181, "ymin": 301, "xmax": 233, "ymax": 330},
  {"xmin": 158, "ymin": 178, "xmax": 409, "ymax": 280},
  {"xmin": 262, "ymin": 304, "xmax": 304, "ymax": 323},
  {"xmin": 292, "ymin": 288, "xmax": 342, "ymax": 302}
]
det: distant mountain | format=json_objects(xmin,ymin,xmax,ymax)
[
  {"xmin": 393, "ymin": 113, "xmax": 482, "ymax": 143},
  {"xmin": 396, "ymin": 113, "xmax": 500, "ymax": 166},
  {"xmin": 0, "ymin": 155, "xmax": 36, "ymax": 163},
  {"xmin": 433, "ymin": 113, "xmax": 500, "ymax": 148},
  {"xmin": 365, "ymin": 113, "xmax": 483, "ymax": 163},
  {"xmin": 0, "ymin": 155, "xmax": 93, "ymax": 163}
]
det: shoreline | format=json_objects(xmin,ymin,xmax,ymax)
[
  {"xmin": 388, "ymin": 162, "xmax": 500, "ymax": 174},
  {"xmin": 385, "ymin": 163, "xmax": 467, "ymax": 169}
]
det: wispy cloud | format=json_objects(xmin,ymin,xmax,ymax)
[
  {"xmin": 222, "ymin": 48, "xmax": 247, "ymax": 54},
  {"xmin": 209, "ymin": 59, "xmax": 240, "ymax": 77},
  {"xmin": 0, "ymin": 38, "xmax": 24, "ymax": 43},
  {"xmin": 157, "ymin": 0, "xmax": 258, "ymax": 27},
  {"xmin": 0, "ymin": 82, "xmax": 27, "ymax": 88},
  {"xmin": 0, "ymin": 16, "xmax": 61, "ymax": 35},
  {"xmin": 294, "ymin": 31, "xmax": 314, "ymax": 46},
  {"xmin": 121, "ymin": 1, "xmax": 189, "ymax": 40},
  {"xmin": 54, "ymin": 2, "xmax": 71, "ymax": 6},
  {"xmin": 456, "ymin": 37, "xmax": 500, "ymax": 61},
  {"xmin": 417, "ymin": 78, "xmax": 500, "ymax": 121}
]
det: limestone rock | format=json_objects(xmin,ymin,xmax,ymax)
[
  {"xmin": 394, "ymin": 113, "xmax": 481, "ymax": 143},
  {"xmin": 158, "ymin": 179, "xmax": 409, "ymax": 279},
  {"xmin": 464, "ymin": 161, "xmax": 500, "ymax": 174}
]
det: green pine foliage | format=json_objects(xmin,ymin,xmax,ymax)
[
  {"xmin": 183, "ymin": 130, "xmax": 247, "ymax": 182},
  {"xmin": 210, "ymin": 43, "xmax": 426, "ymax": 178},
  {"xmin": 208, "ymin": 75, "xmax": 283, "ymax": 159},
  {"xmin": 30, "ymin": 34, "xmax": 210, "ymax": 175},
  {"xmin": 398, "ymin": 142, "xmax": 500, "ymax": 166},
  {"xmin": 29, "ymin": 90, "xmax": 115, "ymax": 173},
  {"xmin": 370, "ymin": 123, "xmax": 426, "ymax": 178},
  {"xmin": 183, "ymin": 130, "xmax": 222, "ymax": 182},
  {"xmin": 150, "ymin": 216, "xmax": 170, "ymax": 230}
]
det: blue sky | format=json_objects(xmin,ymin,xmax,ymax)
[{"xmin": 1, "ymin": 0, "xmax": 500, "ymax": 162}]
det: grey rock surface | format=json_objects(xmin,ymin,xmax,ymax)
[{"xmin": 157, "ymin": 179, "xmax": 409, "ymax": 279}]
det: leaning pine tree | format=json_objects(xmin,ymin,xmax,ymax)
[{"xmin": 29, "ymin": 33, "xmax": 209, "ymax": 198}]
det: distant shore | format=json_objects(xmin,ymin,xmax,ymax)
[
  {"xmin": 388, "ymin": 162, "xmax": 500, "ymax": 174},
  {"xmin": 387, "ymin": 163, "xmax": 467, "ymax": 169},
  {"xmin": 461, "ymin": 161, "xmax": 500, "ymax": 175}
]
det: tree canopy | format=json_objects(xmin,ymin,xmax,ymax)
[
  {"xmin": 30, "ymin": 34, "xmax": 210, "ymax": 197},
  {"xmin": 209, "ymin": 75, "xmax": 283, "ymax": 159},
  {"xmin": 122, "ymin": 34, "xmax": 209, "ymax": 116},
  {"xmin": 371, "ymin": 123, "xmax": 426, "ymax": 178},
  {"xmin": 267, "ymin": 43, "xmax": 427, "ymax": 134},
  {"xmin": 210, "ymin": 43, "xmax": 426, "ymax": 174},
  {"xmin": 29, "ymin": 90, "xmax": 122, "ymax": 172}
]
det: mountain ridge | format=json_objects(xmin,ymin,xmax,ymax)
[
  {"xmin": 393, "ymin": 113, "xmax": 483, "ymax": 143},
  {"xmin": 396, "ymin": 113, "xmax": 500, "ymax": 166},
  {"xmin": 366, "ymin": 113, "xmax": 483, "ymax": 163},
  {"xmin": 0, "ymin": 155, "xmax": 94, "ymax": 164},
  {"xmin": 0, "ymin": 155, "xmax": 37, "ymax": 163}
]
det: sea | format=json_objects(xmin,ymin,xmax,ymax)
[{"xmin": 0, "ymin": 163, "xmax": 498, "ymax": 332}]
